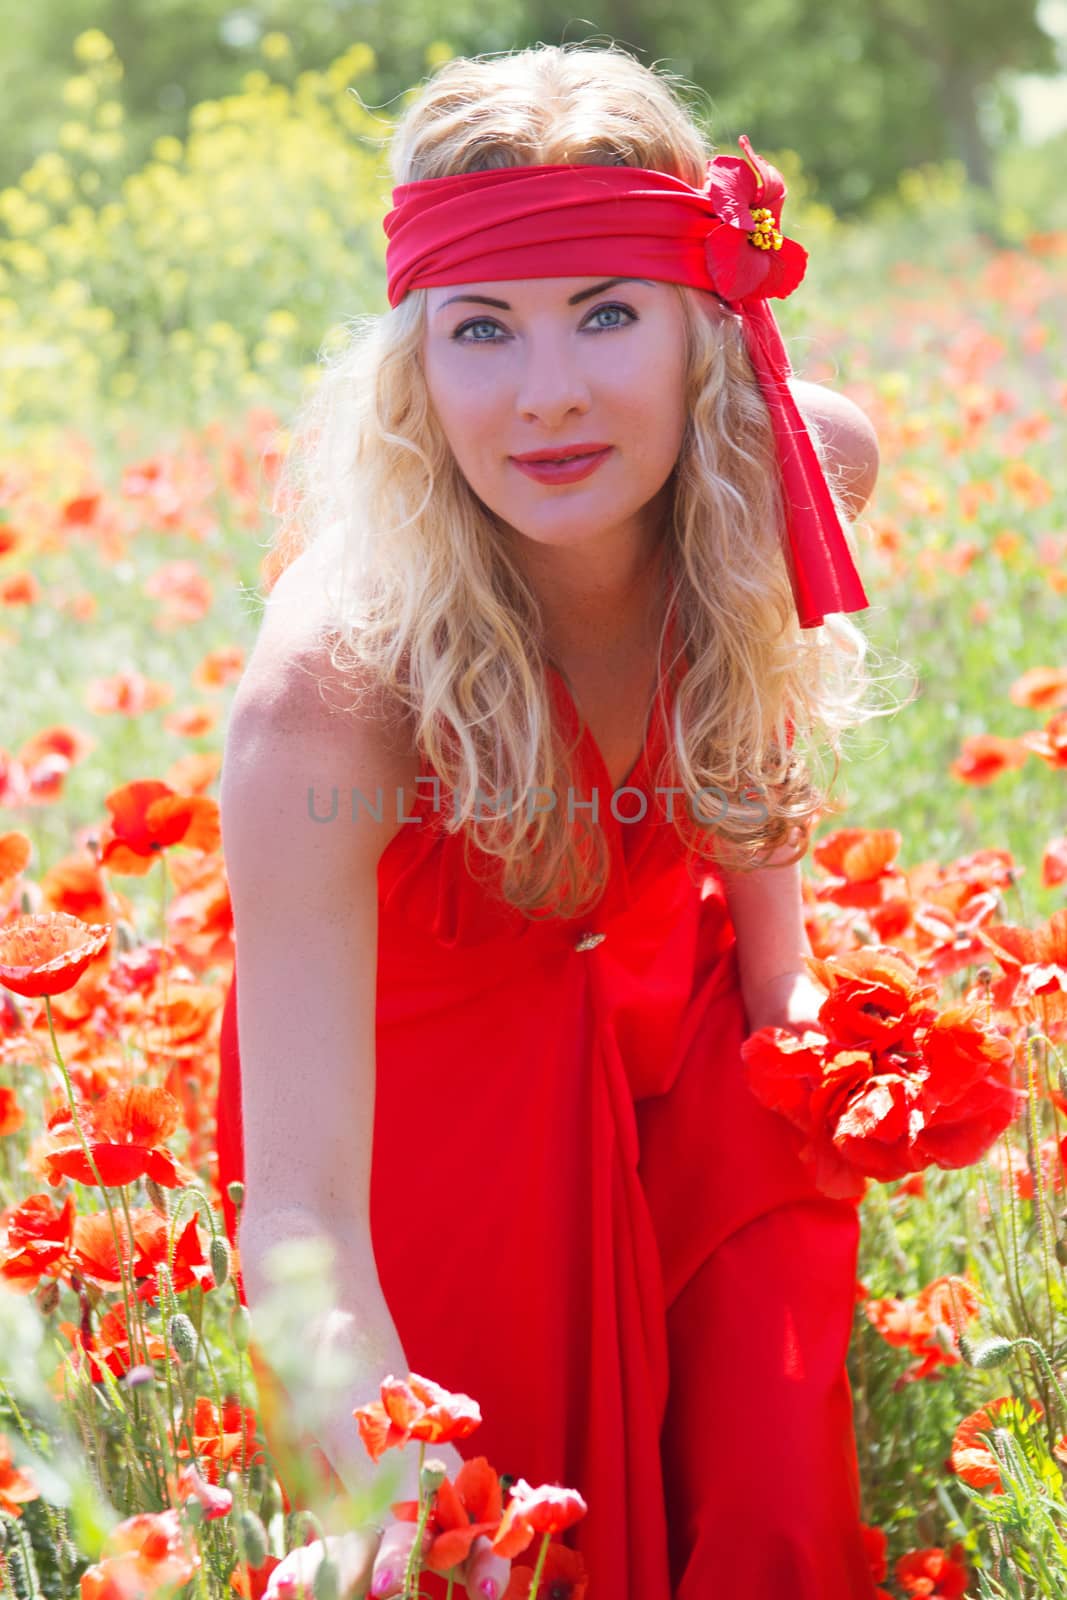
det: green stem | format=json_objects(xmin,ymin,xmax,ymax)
[
  {"xmin": 999, "ymin": 1120, "xmax": 1029, "ymax": 1339},
  {"xmin": 402, "ymin": 1441, "xmax": 429, "ymax": 1600},
  {"xmin": 1007, "ymin": 1338, "xmax": 1067, "ymax": 1421},
  {"xmin": 158, "ymin": 853, "xmax": 170, "ymax": 1018},
  {"xmin": 1023, "ymin": 1028, "xmax": 1056, "ymax": 1349},
  {"xmin": 43, "ymin": 996, "xmax": 143, "ymax": 1369},
  {"xmin": 526, "ymin": 1531, "xmax": 552, "ymax": 1600}
]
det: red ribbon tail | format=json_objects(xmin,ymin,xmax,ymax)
[{"xmin": 740, "ymin": 299, "xmax": 870, "ymax": 629}]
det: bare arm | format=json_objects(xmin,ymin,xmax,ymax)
[
  {"xmin": 718, "ymin": 384, "xmax": 879, "ymax": 1020},
  {"xmin": 719, "ymin": 848, "xmax": 814, "ymax": 1028},
  {"xmin": 219, "ymin": 554, "xmax": 444, "ymax": 1505}
]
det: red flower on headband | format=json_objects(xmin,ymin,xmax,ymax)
[{"xmin": 702, "ymin": 134, "xmax": 808, "ymax": 304}]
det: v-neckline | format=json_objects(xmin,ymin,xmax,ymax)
[{"xmin": 545, "ymin": 598, "xmax": 684, "ymax": 797}]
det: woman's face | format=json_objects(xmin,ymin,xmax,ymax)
[{"xmin": 421, "ymin": 275, "xmax": 693, "ymax": 557}]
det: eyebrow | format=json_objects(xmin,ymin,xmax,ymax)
[{"xmin": 434, "ymin": 277, "xmax": 657, "ymax": 313}]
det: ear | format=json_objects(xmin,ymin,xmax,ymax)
[{"xmin": 788, "ymin": 379, "xmax": 880, "ymax": 519}]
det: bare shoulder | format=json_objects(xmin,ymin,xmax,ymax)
[
  {"xmin": 789, "ymin": 379, "xmax": 880, "ymax": 517},
  {"xmin": 223, "ymin": 531, "xmax": 420, "ymax": 870}
]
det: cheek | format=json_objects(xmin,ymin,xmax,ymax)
[{"xmin": 425, "ymin": 364, "xmax": 496, "ymax": 465}]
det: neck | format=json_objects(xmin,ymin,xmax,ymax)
[{"xmin": 507, "ymin": 509, "xmax": 672, "ymax": 671}]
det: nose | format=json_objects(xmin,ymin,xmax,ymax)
[{"xmin": 515, "ymin": 332, "xmax": 592, "ymax": 426}]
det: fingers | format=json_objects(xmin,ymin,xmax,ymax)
[
  {"xmin": 368, "ymin": 1520, "xmax": 433, "ymax": 1598},
  {"xmin": 463, "ymin": 1532, "xmax": 511, "ymax": 1600},
  {"xmin": 263, "ymin": 1530, "xmax": 381, "ymax": 1599}
]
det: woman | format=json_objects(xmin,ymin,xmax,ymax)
[{"xmin": 216, "ymin": 40, "xmax": 890, "ymax": 1600}]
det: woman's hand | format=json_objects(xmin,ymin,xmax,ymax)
[
  {"xmin": 263, "ymin": 1527, "xmax": 381, "ymax": 1598},
  {"xmin": 361, "ymin": 1521, "xmax": 511, "ymax": 1599},
  {"xmin": 264, "ymin": 1441, "xmax": 512, "ymax": 1599},
  {"xmin": 744, "ymin": 970, "xmax": 828, "ymax": 1036}
]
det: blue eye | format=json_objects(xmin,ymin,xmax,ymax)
[
  {"xmin": 451, "ymin": 302, "xmax": 638, "ymax": 344},
  {"xmin": 453, "ymin": 317, "xmax": 502, "ymax": 343},
  {"xmin": 587, "ymin": 303, "xmax": 634, "ymax": 331}
]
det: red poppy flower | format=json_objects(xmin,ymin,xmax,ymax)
[
  {"xmin": 230, "ymin": 1552, "xmax": 284, "ymax": 1599},
  {"xmin": 740, "ymin": 947, "xmax": 1022, "ymax": 1197},
  {"xmin": 491, "ymin": 1479, "xmax": 588, "ymax": 1561},
  {"xmin": 391, "ymin": 1452, "xmax": 508, "ymax": 1574},
  {"xmin": 949, "ymin": 1395, "xmax": 1044, "ymax": 1492},
  {"xmin": 168, "ymin": 1461, "xmax": 233, "ymax": 1521},
  {"xmin": 79, "ymin": 1507, "xmax": 200, "ymax": 1599},
  {"xmin": 860, "ymin": 1523, "xmax": 888, "ymax": 1584},
  {"xmin": 894, "ymin": 1540, "xmax": 970, "ymax": 1597},
  {"xmin": 810, "ymin": 827, "xmax": 905, "ymax": 910},
  {"xmin": 0, "ymin": 1192, "xmax": 77, "ymax": 1291},
  {"xmin": 0, "ymin": 831, "xmax": 32, "ymax": 890},
  {"xmin": 950, "ymin": 733, "xmax": 1029, "ymax": 785},
  {"xmin": 865, "ymin": 1274, "xmax": 981, "ymax": 1384},
  {"xmin": 0, "ymin": 1084, "xmax": 24, "ymax": 1136},
  {"xmin": 170, "ymin": 1395, "xmax": 264, "ymax": 1483},
  {"xmin": 391, "ymin": 1457, "xmax": 505, "ymax": 1575},
  {"xmin": 503, "ymin": 1540, "xmax": 588, "ymax": 1599},
  {"xmin": 59, "ymin": 1299, "xmax": 169, "ymax": 1383},
  {"xmin": 98, "ymin": 779, "xmax": 221, "ymax": 875},
  {"xmin": 354, "ymin": 1372, "xmax": 482, "ymax": 1462},
  {"xmin": 702, "ymin": 135, "xmax": 808, "ymax": 303},
  {"xmin": 0, "ymin": 1433, "xmax": 40, "ymax": 1517},
  {"xmin": 976, "ymin": 908, "xmax": 1067, "ymax": 1007},
  {"xmin": 0, "ymin": 911, "xmax": 111, "ymax": 998},
  {"xmin": 41, "ymin": 1083, "xmax": 191, "ymax": 1189}
]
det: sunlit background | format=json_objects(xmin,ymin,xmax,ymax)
[{"xmin": 0, "ymin": 9, "xmax": 1067, "ymax": 1597}]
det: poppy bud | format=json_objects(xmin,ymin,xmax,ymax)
[
  {"xmin": 231, "ymin": 1304, "xmax": 252, "ymax": 1352},
  {"xmin": 236, "ymin": 1508, "xmax": 269, "ymax": 1569},
  {"xmin": 58, "ymin": 1538, "xmax": 79, "ymax": 1574},
  {"xmin": 169, "ymin": 1312, "xmax": 198, "ymax": 1364},
  {"xmin": 314, "ymin": 1555, "xmax": 341, "ymax": 1600},
  {"xmin": 35, "ymin": 1280, "xmax": 60, "ymax": 1317},
  {"xmin": 210, "ymin": 1236, "xmax": 231, "ymax": 1288},
  {"xmin": 421, "ymin": 1459, "xmax": 448, "ymax": 1496},
  {"xmin": 293, "ymin": 1510, "xmax": 324, "ymax": 1546},
  {"xmin": 227, "ymin": 1180, "xmax": 246, "ymax": 1212},
  {"xmin": 261, "ymin": 1476, "xmax": 285, "ymax": 1522},
  {"xmin": 961, "ymin": 1336, "xmax": 1015, "ymax": 1370}
]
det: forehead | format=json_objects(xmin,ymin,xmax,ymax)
[{"xmin": 425, "ymin": 276, "xmax": 661, "ymax": 313}]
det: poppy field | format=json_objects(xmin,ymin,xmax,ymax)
[{"xmin": 2, "ymin": 27, "xmax": 1067, "ymax": 1600}]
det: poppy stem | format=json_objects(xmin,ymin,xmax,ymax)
[
  {"xmin": 525, "ymin": 1531, "xmax": 552, "ymax": 1600},
  {"xmin": 1023, "ymin": 1028, "xmax": 1056, "ymax": 1349},
  {"xmin": 401, "ymin": 1440, "xmax": 430, "ymax": 1600},
  {"xmin": 158, "ymin": 853, "xmax": 171, "ymax": 1020},
  {"xmin": 42, "ymin": 994, "xmax": 144, "ymax": 1371}
]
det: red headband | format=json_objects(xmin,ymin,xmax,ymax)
[{"xmin": 383, "ymin": 138, "xmax": 869, "ymax": 629}]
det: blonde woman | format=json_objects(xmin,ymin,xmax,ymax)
[{"xmin": 216, "ymin": 41, "xmax": 889, "ymax": 1600}]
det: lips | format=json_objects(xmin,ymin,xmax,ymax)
[
  {"xmin": 509, "ymin": 448, "xmax": 613, "ymax": 486},
  {"xmin": 510, "ymin": 443, "xmax": 612, "ymax": 463}
]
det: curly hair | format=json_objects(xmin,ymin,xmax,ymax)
[{"xmin": 264, "ymin": 41, "xmax": 905, "ymax": 919}]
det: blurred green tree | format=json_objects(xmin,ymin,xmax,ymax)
[{"xmin": 0, "ymin": 0, "xmax": 1062, "ymax": 211}]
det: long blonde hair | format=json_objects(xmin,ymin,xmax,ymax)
[{"xmin": 268, "ymin": 42, "xmax": 904, "ymax": 919}]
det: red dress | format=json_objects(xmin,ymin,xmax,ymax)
[{"xmin": 215, "ymin": 624, "xmax": 879, "ymax": 1599}]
